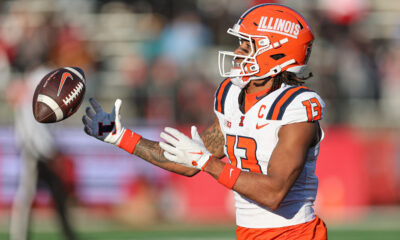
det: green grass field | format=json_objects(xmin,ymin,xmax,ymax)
[
  {"xmin": 1, "ymin": 207, "xmax": 399, "ymax": 240},
  {"xmin": 1, "ymin": 227, "xmax": 400, "ymax": 240}
]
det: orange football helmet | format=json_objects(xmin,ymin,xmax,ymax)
[{"xmin": 218, "ymin": 4, "xmax": 314, "ymax": 88}]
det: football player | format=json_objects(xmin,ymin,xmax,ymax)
[
  {"xmin": 8, "ymin": 66, "xmax": 78, "ymax": 240},
  {"xmin": 83, "ymin": 4, "xmax": 327, "ymax": 239}
]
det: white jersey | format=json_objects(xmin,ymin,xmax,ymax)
[{"xmin": 214, "ymin": 78, "xmax": 325, "ymax": 228}]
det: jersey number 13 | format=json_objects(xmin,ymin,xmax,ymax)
[{"xmin": 226, "ymin": 135, "xmax": 262, "ymax": 173}]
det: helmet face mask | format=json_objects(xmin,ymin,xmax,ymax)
[
  {"xmin": 219, "ymin": 26, "xmax": 269, "ymax": 77},
  {"xmin": 218, "ymin": 26, "xmax": 274, "ymax": 88},
  {"xmin": 218, "ymin": 4, "xmax": 314, "ymax": 88}
]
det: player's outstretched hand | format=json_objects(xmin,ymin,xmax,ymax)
[
  {"xmin": 82, "ymin": 98, "xmax": 126, "ymax": 146},
  {"xmin": 159, "ymin": 126, "xmax": 213, "ymax": 170}
]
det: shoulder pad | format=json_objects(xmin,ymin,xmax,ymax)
[{"xmin": 266, "ymin": 86, "xmax": 314, "ymax": 120}]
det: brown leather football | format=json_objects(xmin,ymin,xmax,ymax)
[{"xmin": 32, "ymin": 67, "xmax": 86, "ymax": 123}]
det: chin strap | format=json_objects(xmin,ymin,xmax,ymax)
[
  {"xmin": 263, "ymin": 59, "xmax": 296, "ymax": 78},
  {"xmin": 230, "ymin": 69, "xmax": 250, "ymax": 89}
]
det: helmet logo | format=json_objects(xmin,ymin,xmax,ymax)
[{"xmin": 257, "ymin": 16, "xmax": 301, "ymax": 39}]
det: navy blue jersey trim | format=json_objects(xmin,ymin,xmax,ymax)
[
  {"xmin": 266, "ymin": 86, "xmax": 313, "ymax": 120},
  {"xmin": 215, "ymin": 78, "xmax": 232, "ymax": 114},
  {"xmin": 220, "ymin": 81, "xmax": 232, "ymax": 114},
  {"xmin": 266, "ymin": 86, "xmax": 296, "ymax": 119},
  {"xmin": 276, "ymin": 88, "xmax": 313, "ymax": 120},
  {"xmin": 214, "ymin": 82, "xmax": 224, "ymax": 111}
]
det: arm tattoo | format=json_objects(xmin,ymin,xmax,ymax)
[
  {"xmin": 133, "ymin": 138, "xmax": 198, "ymax": 176},
  {"xmin": 132, "ymin": 120, "xmax": 224, "ymax": 175},
  {"xmin": 201, "ymin": 119, "xmax": 225, "ymax": 158},
  {"xmin": 134, "ymin": 138, "xmax": 169, "ymax": 164}
]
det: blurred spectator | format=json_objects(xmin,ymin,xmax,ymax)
[
  {"xmin": 49, "ymin": 23, "xmax": 96, "ymax": 72},
  {"xmin": 112, "ymin": 176, "xmax": 159, "ymax": 227},
  {"xmin": 158, "ymin": 12, "xmax": 212, "ymax": 67},
  {"xmin": 312, "ymin": 12, "xmax": 381, "ymax": 123},
  {"xmin": 145, "ymin": 56, "xmax": 180, "ymax": 124},
  {"xmin": 335, "ymin": 31, "xmax": 380, "ymax": 101},
  {"xmin": 4, "ymin": 6, "xmax": 55, "ymax": 73},
  {"xmin": 6, "ymin": 66, "xmax": 78, "ymax": 240},
  {"xmin": 380, "ymin": 40, "xmax": 400, "ymax": 123},
  {"xmin": 0, "ymin": 0, "xmax": 397, "ymax": 127},
  {"xmin": 121, "ymin": 53, "xmax": 150, "ymax": 118},
  {"xmin": 140, "ymin": 14, "xmax": 166, "ymax": 62},
  {"xmin": 319, "ymin": 0, "xmax": 369, "ymax": 26},
  {"xmin": 49, "ymin": 20, "xmax": 98, "ymax": 98},
  {"xmin": 0, "ymin": 38, "xmax": 11, "ymax": 92},
  {"xmin": 176, "ymin": 74, "xmax": 215, "ymax": 125},
  {"xmin": 0, "ymin": 2, "xmax": 81, "ymax": 239}
]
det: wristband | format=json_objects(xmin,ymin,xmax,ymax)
[
  {"xmin": 218, "ymin": 163, "xmax": 241, "ymax": 189},
  {"xmin": 118, "ymin": 129, "xmax": 142, "ymax": 154}
]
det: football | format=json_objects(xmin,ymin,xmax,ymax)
[{"xmin": 32, "ymin": 67, "xmax": 86, "ymax": 123}]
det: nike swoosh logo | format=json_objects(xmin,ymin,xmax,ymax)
[
  {"xmin": 256, "ymin": 123, "xmax": 270, "ymax": 129},
  {"xmin": 189, "ymin": 151, "xmax": 203, "ymax": 155},
  {"xmin": 57, "ymin": 72, "xmax": 73, "ymax": 97},
  {"xmin": 229, "ymin": 168, "xmax": 234, "ymax": 177}
]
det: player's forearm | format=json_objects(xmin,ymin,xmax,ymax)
[
  {"xmin": 134, "ymin": 138, "xmax": 200, "ymax": 177},
  {"xmin": 200, "ymin": 119, "xmax": 225, "ymax": 158},
  {"xmin": 81, "ymin": 98, "xmax": 199, "ymax": 177},
  {"xmin": 232, "ymin": 170, "xmax": 292, "ymax": 210},
  {"xmin": 204, "ymin": 158, "xmax": 288, "ymax": 210}
]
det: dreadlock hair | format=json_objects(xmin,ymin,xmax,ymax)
[
  {"xmin": 239, "ymin": 71, "xmax": 313, "ymax": 113},
  {"xmin": 253, "ymin": 71, "xmax": 312, "ymax": 93}
]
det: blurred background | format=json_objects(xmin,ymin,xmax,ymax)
[{"xmin": 0, "ymin": 0, "xmax": 399, "ymax": 239}]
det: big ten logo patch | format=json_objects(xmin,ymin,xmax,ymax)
[{"xmin": 224, "ymin": 119, "xmax": 232, "ymax": 128}]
